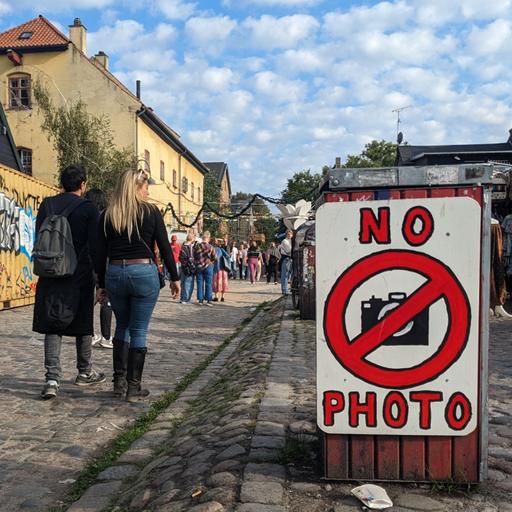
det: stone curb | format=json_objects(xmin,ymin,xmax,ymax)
[
  {"xmin": 237, "ymin": 299, "xmax": 294, "ymax": 510},
  {"xmin": 66, "ymin": 302, "xmax": 279, "ymax": 512}
]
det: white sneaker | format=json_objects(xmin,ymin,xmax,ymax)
[
  {"xmin": 92, "ymin": 334, "xmax": 102, "ymax": 346},
  {"xmin": 98, "ymin": 337, "xmax": 113, "ymax": 349}
]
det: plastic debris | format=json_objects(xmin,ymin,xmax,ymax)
[
  {"xmin": 350, "ymin": 484, "xmax": 393, "ymax": 510},
  {"xmin": 58, "ymin": 479, "xmax": 76, "ymax": 484},
  {"xmin": 191, "ymin": 488, "xmax": 202, "ymax": 498}
]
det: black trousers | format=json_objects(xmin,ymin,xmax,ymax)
[
  {"xmin": 267, "ymin": 260, "xmax": 278, "ymax": 283},
  {"xmin": 100, "ymin": 302, "xmax": 113, "ymax": 340}
]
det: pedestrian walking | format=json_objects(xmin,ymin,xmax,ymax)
[
  {"xmin": 85, "ymin": 188, "xmax": 114, "ymax": 349},
  {"xmin": 179, "ymin": 232, "xmax": 196, "ymax": 304},
  {"xmin": 213, "ymin": 239, "xmax": 230, "ymax": 302},
  {"xmin": 33, "ymin": 164, "xmax": 106, "ymax": 400},
  {"xmin": 230, "ymin": 242, "xmax": 239, "ymax": 279},
  {"xmin": 247, "ymin": 241, "xmax": 262, "ymax": 284},
  {"xmin": 194, "ymin": 231, "xmax": 216, "ymax": 306},
  {"xmin": 239, "ymin": 243, "xmax": 248, "ymax": 280},
  {"xmin": 170, "ymin": 234, "xmax": 181, "ymax": 277},
  {"xmin": 266, "ymin": 241, "xmax": 280, "ymax": 284},
  {"xmin": 279, "ymin": 230, "xmax": 293, "ymax": 295},
  {"xmin": 95, "ymin": 169, "xmax": 180, "ymax": 402}
]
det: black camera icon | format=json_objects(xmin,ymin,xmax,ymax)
[{"xmin": 361, "ymin": 292, "xmax": 429, "ymax": 346}]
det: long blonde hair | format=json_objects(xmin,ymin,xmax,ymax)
[{"xmin": 105, "ymin": 169, "xmax": 149, "ymax": 240}]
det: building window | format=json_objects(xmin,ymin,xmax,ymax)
[
  {"xmin": 18, "ymin": 31, "xmax": 33, "ymax": 40},
  {"xmin": 182, "ymin": 177, "xmax": 188, "ymax": 194},
  {"xmin": 191, "ymin": 182, "xmax": 194, "ymax": 200},
  {"xmin": 8, "ymin": 74, "xmax": 31, "ymax": 109},
  {"xmin": 144, "ymin": 149, "xmax": 150, "ymax": 172},
  {"xmin": 18, "ymin": 147, "xmax": 32, "ymax": 175},
  {"xmin": 198, "ymin": 187, "xmax": 201, "ymax": 202},
  {"xmin": 160, "ymin": 160, "xmax": 165, "ymax": 181},
  {"xmin": 172, "ymin": 169, "xmax": 177, "ymax": 188}
]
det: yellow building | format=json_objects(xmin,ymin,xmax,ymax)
[{"xmin": 0, "ymin": 15, "xmax": 206, "ymax": 231}]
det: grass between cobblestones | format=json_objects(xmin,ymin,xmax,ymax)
[{"xmin": 48, "ymin": 300, "xmax": 274, "ymax": 512}]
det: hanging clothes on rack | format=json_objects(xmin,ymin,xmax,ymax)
[
  {"xmin": 502, "ymin": 214, "xmax": 512, "ymax": 278},
  {"xmin": 491, "ymin": 220, "xmax": 507, "ymax": 308}
]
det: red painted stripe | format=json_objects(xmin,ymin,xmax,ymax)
[
  {"xmin": 325, "ymin": 434, "xmax": 349, "ymax": 479},
  {"xmin": 401, "ymin": 437, "xmax": 425, "ymax": 480}
]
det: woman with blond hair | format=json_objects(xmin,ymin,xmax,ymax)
[{"xmin": 95, "ymin": 169, "xmax": 180, "ymax": 402}]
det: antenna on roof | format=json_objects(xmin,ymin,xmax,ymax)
[{"xmin": 392, "ymin": 105, "xmax": 412, "ymax": 144}]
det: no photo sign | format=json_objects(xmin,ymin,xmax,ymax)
[{"xmin": 316, "ymin": 197, "xmax": 481, "ymax": 436}]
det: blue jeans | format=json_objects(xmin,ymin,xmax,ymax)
[
  {"xmin": 180, "ymin": 273, "xmax": 195, "ymax": 302},
  {"xmin": 280, "ymin": 257, "xmax": 291, "ymax": 295},
  {"xmin": 196, "ymin": 265, "xmax": 214, "ymax": 302},
  {"xmin": 105, "ymin": 263, "xmax": 160, "ymax": 348}
]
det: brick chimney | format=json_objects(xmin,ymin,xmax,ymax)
[
  {"xmin": 69, "ymin": 18, "xmax": 87, "ymax": 54},
  {"xmin": 94, "ymin": 51, "xmax": 109, "ymax": 70}
]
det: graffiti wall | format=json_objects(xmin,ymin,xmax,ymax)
[{"xmin": 0, "ymin": 165, "xmax": 58, "ymax": 309}]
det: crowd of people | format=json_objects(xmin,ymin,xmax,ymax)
[{"xmin": 32, "ymin": 163, "xmax": 294, "ymax": 402}]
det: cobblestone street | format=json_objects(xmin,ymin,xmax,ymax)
[
  {"xmin": 1, "ymin": 283, "xmax": 512, "ymax": 512},
  {"xmin": 65, "ymin": 300, "xmax": 512, "ymax": 512},
  {"xmin": 0, "ymin": 280, "xmax": 279, "ymax": 512}
]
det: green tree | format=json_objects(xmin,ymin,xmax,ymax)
[
  {"xmin": 344, "ymin": 140, "xmax": 397, "ymax": 168},
  {"xmin": 202, "ymin": 172, "xmax": 222, "ymax": 237},
  {"xmin": 255, "ymin": 216, "xmax": 279, "ymax": 247},
  {"xmin": 281, "ymin": 169, "xmax": 323, "ymax": 204},
  {"xmin": 33, "ymin": 81, "xmax": 137, "ymax": 194}
]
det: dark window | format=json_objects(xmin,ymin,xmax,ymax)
[
  {"xmin": 172, "ymin": 169, "xmax": 177, "ymax": 188},
  {"xmin": 160, "ymin": 160, "xmax": 165, "ymax": 181},
  {"xmin": 182, "ymin": 177, "xmax": 188, "ymax": 193},
  {"xmin": 191, "ymin": 182, "xmax": 195, "ymax": 200},
  {"xmin": 18, "ymin": 31, "xmax": 33, "ymax": 40},
  {"xmin": 144, "ymin": 149, "xmax": 150, "ymax": 172},
  {"xmin": 18, "ymin": 147, "xmax": 32, "ymax": 175},
  {"xmin": 198, "ymin": 187, "xmax": 201, "ymax": 202},
  {"xmin": 9, "ymin": 74, "xmax": 31, "ymax": 109}
]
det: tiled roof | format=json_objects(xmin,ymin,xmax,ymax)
[
  {"xmin": 205, "ymin": 162, "xmax": 232, "ymax": 195},
  {"xmin": 0, "ymin": 15, "xmax": 69, "ymax": 50}
]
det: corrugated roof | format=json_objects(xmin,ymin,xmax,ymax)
[{"xmin": 0, "ymin": 15, "xmax": 69, "ymax": 50}]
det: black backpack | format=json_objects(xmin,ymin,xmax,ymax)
[
  {"xmin": 182, "ymin": 244, "xmax": 197, "ymax": 276},
  {"xmin": 33, "ymin": 199, "xmax": 83, "ymax": 278}
]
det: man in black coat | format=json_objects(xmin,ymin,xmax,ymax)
[{"xmin": 33, "ymin": 164, "xmax": 106, "ymax": 399}]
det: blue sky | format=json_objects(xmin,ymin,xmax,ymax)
[{"xmin": 1, "ymin": 0, "xmax": 512, "ymax": 196}]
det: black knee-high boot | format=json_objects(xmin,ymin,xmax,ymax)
[
  {"xmin": 126, "ymin": 347, "xmax": 150, "ymax": 402},
  {"xmin": 113, "ymin": 339, "xmax": 129, "ymax": 397}
]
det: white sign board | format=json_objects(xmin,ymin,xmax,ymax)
[{"xmin": 316, "ymin": 197, "xmax": 481, "ymax": 436}]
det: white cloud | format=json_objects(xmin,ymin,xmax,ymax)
[
  {"xmin": 253, "ymin": 71, "xmax": 307, "ymax": 103},
  {"xmin": 185, "ymin": 16, "xmax": 237, "ymax": 46},
  {"xmin": 243, "ymin": 14, "xmax": 319, "ymax": 50},
  {"xmin": 89, "ymin": 20, "xmax": 176, "ymax": 56},
  {"xmin": 324, "ymin": 1, "xmax": 413, "ymax": 36},
  {"xmin": 0, "ymin": 1, "xmax": 11, "ymax": 15},
  {"xmin": 466, "ymin": 19, "xmax": 512, "ymax": 56},
  {"xmin": 155, "ymin": 0, "xmax": 196, "ymax": 20},
  {"xmin": 276, "ymin": 48, "xmax": 330, "ymax": 74}
]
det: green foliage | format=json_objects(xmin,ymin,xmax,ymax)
[
  {"xmin": 203, "ymin": 172, "xmax": 223, "ymax": 237},
  {"xmin": 33, "ymin": 81, "xmax": 137, "ymax": 194},
  {"xmin": 255, "ymin": 216, "xmax": 279, "ymax": 247},
  {"xmin": 344, "ymin": 140, "xmax": 397, "ymax": 168},
  {"xmin": 281, "ymin": 169, "xmax": 323, "ymax": 204}
]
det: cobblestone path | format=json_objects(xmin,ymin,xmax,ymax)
[
  {"xmin": 74, "ymin": 301, "xmax": 512, "ymax": 512},
  {"xmin": 0, "ymin": 280, "xmax": 279, "ymax": 512}
]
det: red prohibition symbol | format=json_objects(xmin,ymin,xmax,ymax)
[{"xmin": 323, "ymin": 250, "xmax": 471, "ymax": 389}]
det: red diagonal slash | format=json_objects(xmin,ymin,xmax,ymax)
[
  {"xmin": 350, "ymin": 277, "xmax": 445, "ymax": 359},
  {"xmin": 324, "ymin": 250, "xmax": 471, "ymax": 389}
]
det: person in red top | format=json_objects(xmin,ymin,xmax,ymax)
[{"xmin": 170, "ymin": 234, "xmax": 182, "ymax": 275}]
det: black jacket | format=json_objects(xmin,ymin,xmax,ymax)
[{"xmin": 33, "ymin": 193, "xmax": 99, "ymax": 335}]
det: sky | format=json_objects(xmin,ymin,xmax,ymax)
[{"xmin": 1, "ymin": 0, "xmax": 512, "ymax": 197}]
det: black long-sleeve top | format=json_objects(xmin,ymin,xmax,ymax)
[
  {"xmin": 36, "ymin": 193, "xmax": 99, "ymax": 266},
  {"xmin": 95, "ymin": 203, "xmax": 179, "ymax": 288}
]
